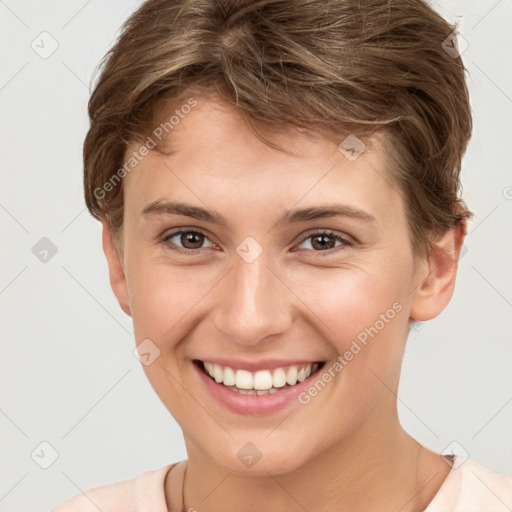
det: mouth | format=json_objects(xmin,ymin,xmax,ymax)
[{"xmin": 194, "ymin": 359, "xmax": 326, "ymax": 396}]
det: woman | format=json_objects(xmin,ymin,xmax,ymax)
[{"xmin": 53, "ymin": 0, "xmax": 512, "ymax": 510}]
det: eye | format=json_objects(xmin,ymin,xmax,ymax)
[
  {"xmin": 160, "ymin": 228, "xmax": 353, "ymax": 255},
  {"xmin": 162, "ymin": 229, "xmax": 215, "ymax": 253},
  {"xmin": 295, "ymin": 230, "xmax": 353, "ymax": 253}
]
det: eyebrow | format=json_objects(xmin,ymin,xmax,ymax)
[{"xmin": 141, "ymin": 200, "xmax": 377, "ymax": 225}]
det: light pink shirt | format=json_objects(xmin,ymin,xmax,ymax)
[{"xmin": 52, "ymin": 457, "xmax": 512, "ymax": 511}]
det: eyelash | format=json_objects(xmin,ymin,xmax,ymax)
[{"xmin": 160, "ymin": 228, "xmax": 354, "ymax": 256}]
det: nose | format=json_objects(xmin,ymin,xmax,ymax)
[{"xmin": 213, "ymin": 252, "xmax": 293, "ymax": 346}]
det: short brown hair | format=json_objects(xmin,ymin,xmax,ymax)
[{"xmin": 83, "ymin": 0, "xmax": 472, "ymax": 258}]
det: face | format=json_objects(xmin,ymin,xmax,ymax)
[{"xmin": 105, "ymin": 94, "xmax": 450, "ymax": 476}]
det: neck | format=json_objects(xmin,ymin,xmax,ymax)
[{"xmin": 172, "ymin": 408, "xmax": 450, "ymax": 512}]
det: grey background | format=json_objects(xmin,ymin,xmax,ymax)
[{"xmin": 0, "ymin": 1, "xmax": 511, "ymax": 510}]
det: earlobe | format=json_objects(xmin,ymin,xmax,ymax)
[
  {"xmin": 409, "ymin": 222, "xmax": 466, "ymax": 322},
  {"xmin": 101, "ymin": 220, "xmax": 132, "ymax": 317}
]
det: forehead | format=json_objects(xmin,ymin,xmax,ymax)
[{"xmin": 122, "ymin": 95, "xmax": 404, "ymax": 226}]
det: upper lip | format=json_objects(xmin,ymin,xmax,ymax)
[{"xmin": 194, "ymin": 358, "xmax": 325, "ymax": 372}]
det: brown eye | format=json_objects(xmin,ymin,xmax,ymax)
[
  {"xmin": 163, "ymin": 229, "xmax": 215, "ymax": 252},
  {"xmin": 310, "ymin": 234, "xmax": 336, "ymax": 250},
  {"xmin": 180, "ymin": 231, "xmax": 205, "ymax": 249},
  {"xmin": 296, "ymin": 230, "xmax": 352, "ymax": 253}
]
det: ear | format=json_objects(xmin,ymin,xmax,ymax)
[
  {"xmin": 409, "ymin": 222, "xmax": 467, "ymax": 321},
  {"xmin": 101, "ymin": 220, "xmax": 131, "ymax": 317}
]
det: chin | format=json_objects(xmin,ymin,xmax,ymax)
[{"xmin": 208, "ymin": 440, "xmax": 315, "ymax": 477}]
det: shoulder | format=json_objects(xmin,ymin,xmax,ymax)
[
  {"xmin": 427, "ymin": 456, "xmax": 512, "ymax": 511},
  {"xmin": 456, "ymin": 459, "xmax": 512, "ymax": 508},
  {"xmin": 51, "ymin": 464, "xmax": 175, "ymax": 512},
  {"xmin": 51, "ymin": 476, "xmax": 135, "ymax": 512}
]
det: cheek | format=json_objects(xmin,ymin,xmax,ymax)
[
  {"xmin": 288, "ymin": 267, "xmax": 409, "ymax": 433},
  {"xmin": 128, "ymin": 265, "xmax": 208, "ymax": 340},
  {"xmin": 294, "ymin": 261, "xmax": 407, "ymax": 328},
  {"xmin": 126, "ymin": 262, "xmax": 214, "ymax": 417},
  {"xmin": 286, "ymin": 259, "xmax": 411, "ymax": 372}
]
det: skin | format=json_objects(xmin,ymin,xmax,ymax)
[{"xmin": 102, "ymin": 93, "xmax": 465, "ymax": 512}]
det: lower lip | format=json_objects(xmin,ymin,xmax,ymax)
[{"xmin": 194, "ymin": 361, "xmax": 325, "ymax": 415}]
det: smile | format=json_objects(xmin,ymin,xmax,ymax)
[{"xmin": 198, "ymin": 360, "xmax": 324, "ymax": 395}]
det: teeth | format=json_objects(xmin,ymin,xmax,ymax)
[
  {"xmin": 272, "ymin": 368, "xmax": 287, "ymax": 388},
  {"xmin": 202, "ymin": 361, "xmax": 321, "ymax": 392},
  {"xmin": 238, "ymin": 388, "xmax": 257, "ymax": 395},
  {"xmin": 213, "ymin": 364, "xmax": 223, "ymax": 383},
  {"xmin": 235, "ymin": 369, "xmax": 253, "ymax": 390},
  {"xmin": 223, "ymin": 366, "xmax": 236, "ymax": 386},
  {"xmin": 254, "ymin": 370, "xmax": 273, "ymax": 390},
  {"xmin": 286, "ymin": 365, "xmax": 298, "ymax": 385}
]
